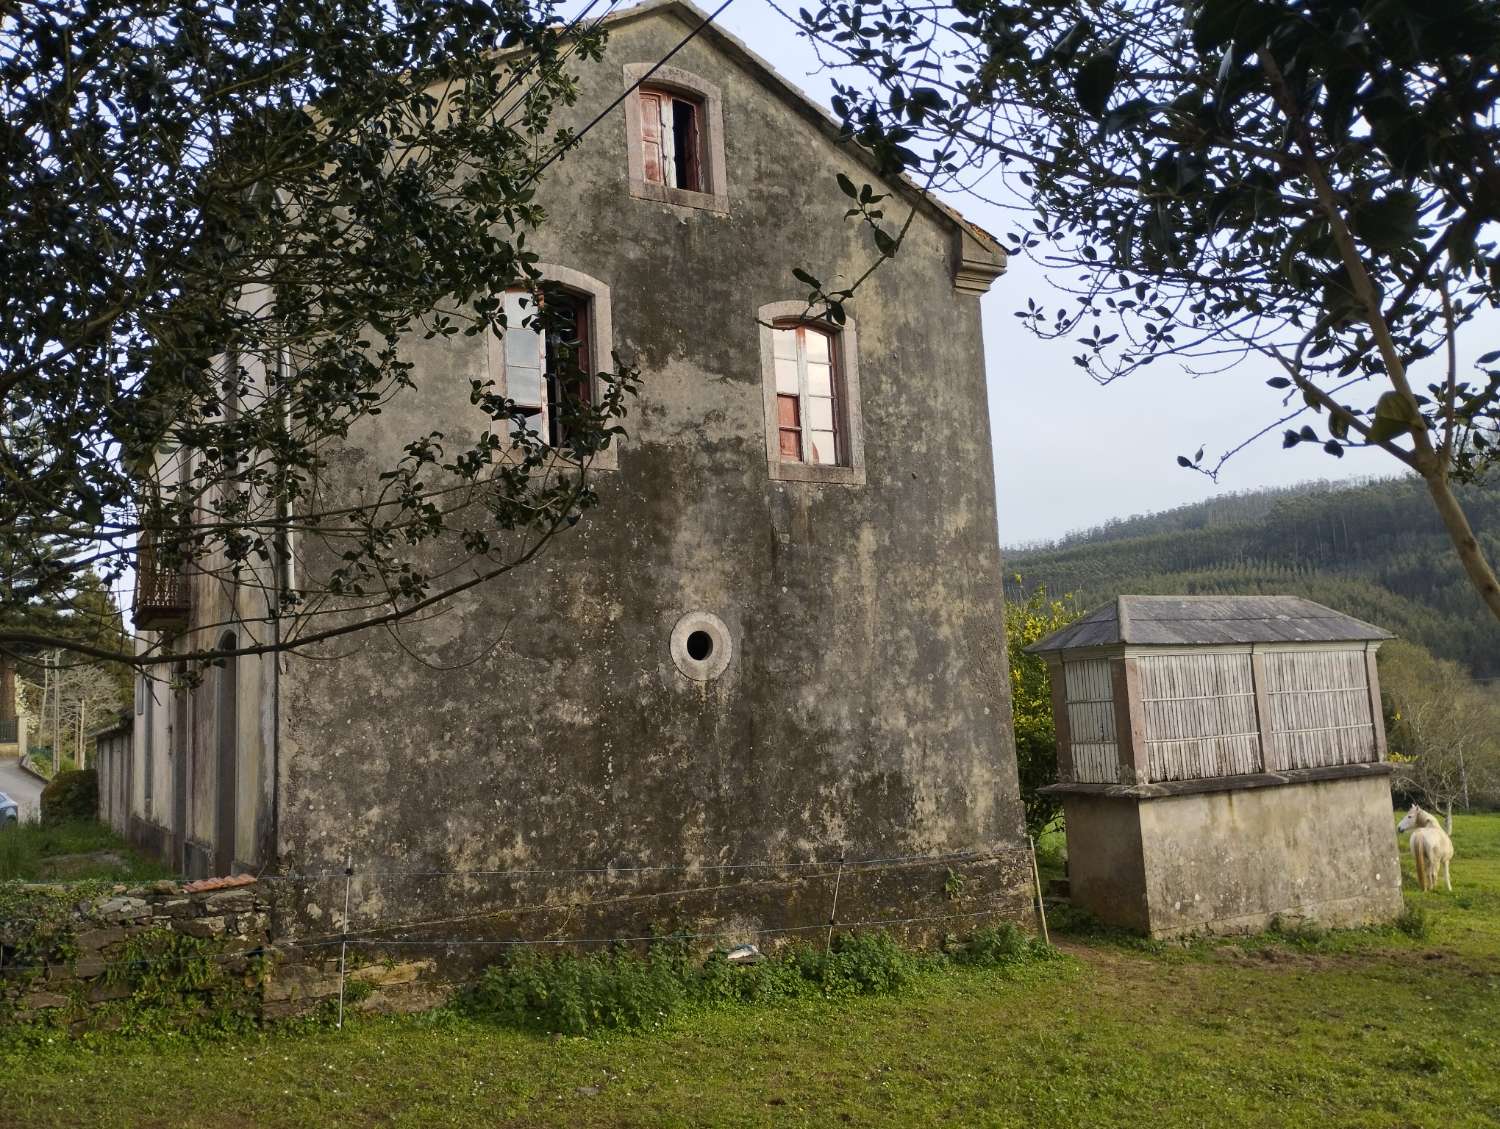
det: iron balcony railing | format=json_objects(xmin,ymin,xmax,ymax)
[{"xmin": 134, "ymin": 535, "xmax": 191, "ymax": 630}]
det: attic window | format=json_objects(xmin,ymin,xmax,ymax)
[
  {"xmin": 623, "ymin": 64, "xmax": 728, "ymax": 213},
  {"xmin": 640, "ymin": 89, "xmax": 702, "ymax": 192}
]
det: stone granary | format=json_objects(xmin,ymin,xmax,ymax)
[
  {"xmin": 1031, "ymin": 595, "xmax": 1403, "ymax": 937},
  {"xmin": 125, "ymin": 0, "xmax": 1032, "ymax": 941}
]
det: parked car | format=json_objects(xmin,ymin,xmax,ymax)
[{"xmin": 0, "ymin": 791, "xmax": 18, "ymax": 826}]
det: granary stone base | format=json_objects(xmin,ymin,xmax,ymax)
[{"xmin": 1054, "ymin": 765, "xmax": 1403, "ymax": 938}]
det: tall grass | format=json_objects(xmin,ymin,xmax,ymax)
[{"xmin": 0, "ymin": 820, "xmax": 172, "ymax": 882}]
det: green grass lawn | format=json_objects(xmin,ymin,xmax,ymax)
[
  {"xmin": 2, "ymin": 813, "xmax": 1497, "ymax": 1128},
  {"xmin": 0, "ymin": 819, "xmax": 174, "ymax": 882}
]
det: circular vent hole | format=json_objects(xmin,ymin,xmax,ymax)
[{"xmin": 686, "ymin": 630, "xmax": 714, "ymax": 661}]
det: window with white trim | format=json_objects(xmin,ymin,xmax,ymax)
[
  {"xmin": 772, "ymin": 322, "xmax": 842, "ymax": 466},
  {"xmin": 758, "ymin": 302, "xmax": 865, "ymax": 485},
  {"xmin": 496, "ymin": 290, "xmax": 594, "ymax": 450}
]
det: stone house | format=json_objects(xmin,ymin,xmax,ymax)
[{"xmin": 127, "ymin": 0, "xmax": 1031, "ymax": 940}]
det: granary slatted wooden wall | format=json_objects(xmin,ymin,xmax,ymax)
[
  {"xmin": 1037, "ymin": 596, "xmax": 1390, "ymax": 787},
  {"xmin": 1063, "ymin": 659, "xmax": 1118, "ymax": 783},
  {"xmin": 1262, "ymin": 650, "xmax": 1378, "ymax": 770},
  {"xmin": 1136, "ymin": 653, "xmax": 1261, "ymax": 782}
]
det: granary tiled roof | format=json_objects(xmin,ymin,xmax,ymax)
[{"xmin": 1026, "ymin": 595, "xmax": 1393, "ymax": 653}]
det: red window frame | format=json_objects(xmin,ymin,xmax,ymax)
[
  {"xmin": 639, "ymin": 88, "xmax": 703, "ymax": 192},
  {"xmin": 501, "ymin": 290, "xmax": 593, "ymax": 450}
]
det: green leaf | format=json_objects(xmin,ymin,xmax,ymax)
[
  {"xmin": 836, "ymin": 172, "xmax": 858, "ymax": 199},
  {"xmin": 1366, "ymin": 415, "xmax": 1412, "ymax": 443},
  {"xmin": 1352, "ymin": 189, "xmax": 1424, "ymax": 252},
  {"xmin": 1374, "ymin": 390, "xmax": 1421, "ymax": 425},
  {"xmin": 1073, "ymin": 39, "xmax": 1123, "ymax": 117}
]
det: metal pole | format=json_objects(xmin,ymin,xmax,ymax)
[
  {"xmin": 1028, "ymin": 836, "xmax": 1050, "ymax": 946},
  {"xmin": 824, "ymin": 853, "xmax": 846, "ymax": 953},
  {"xmin": 336, "ymin": 852, "xmax": 353, "ymax": 1029}
]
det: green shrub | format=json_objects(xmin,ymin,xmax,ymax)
[
  {"xmin": 819, "ymin": 931, "xmax": 917, "ymax": 996},
  {"xmin": 1395, "ymin": 901, "xmax": 1433, "ymax": 940},
  {"xmin": 40, "ymin": 770, "xmax": 98, "ymax": 825},
  {"xmin": 952, "ymin": 922, "xmax": 1056, "ymax": 967},
  {"xmin": 464, "ymin": 946, "xmax": 688, "ymax": 1036},
  {"xmin": 1269, "ymin": 914, "xmax": 1328, "ymax": 946},
  {"xmin": 459, "ymin": 926, "xmax": 1053, "ymax": 1036}
]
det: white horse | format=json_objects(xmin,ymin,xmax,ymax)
[{"xmin": 1397, "ymin": 804, "xmax": 1454, "ymax": 892}]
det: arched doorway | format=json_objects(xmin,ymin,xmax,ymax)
[{"xmin": 214, "ymin": 634, "xmax": 237, "ymax": 875}]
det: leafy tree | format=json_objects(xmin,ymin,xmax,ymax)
[
  {"xmin": 1004, "ymin": 581, "xmax": 1081, "ymax": 836},
  {"xmin": 799, "ymin": 0, "xmax": 1500, "ymax": 621},
  {"xmin": 0, "ymin": 532, "xmax": 129, "ymax": 722},
  {"xmin": 1380, "ymin": 640, "xmax": 1500, "ymax": 826},
  {"xmin": 1, "ymin": 0, "xmax": 636, "ymax": 672}
]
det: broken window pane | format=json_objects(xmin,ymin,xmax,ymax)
[
  {"xmin": 806, "ymin": 396, "xmax": 835, "ymax": 431},
  {"xmin": 672, "ymin": 99, "xmax": 700, "ymax": 191},
  {"xmin": 775, "ymin": 357, "xmax": 799, "ymax": 394},
  {"xmin": 805, "ymin": 361, "xmax": 832, "ymax": 397},
  {"xmin": 808, "ymin": 430, "xmax": 838, "ymax": 464}
]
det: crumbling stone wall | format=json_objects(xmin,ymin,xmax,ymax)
[
  {"xmin": 0, "ymin": 876, "xmax": 450, "ymax": 1028},
  {"xmin": 1, "ymin": 875, "xmax": 272, "ymax": 1026}
]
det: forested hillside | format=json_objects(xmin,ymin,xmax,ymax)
[{"xmin": 1004, "ymin": 476, "xmax": 1500, "ymax": 677}]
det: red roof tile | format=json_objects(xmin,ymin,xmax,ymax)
[{"xmin": 183, "ymin": 873, "xmax": 258, "ymax": 893}]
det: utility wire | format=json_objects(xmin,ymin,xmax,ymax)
[
  {"xmin": 252, "ymin": 848, "xmax": 1003, "ymax": 883},
  {"xmin": 292, "ymin": 904, "xmax": 1014, "ymax": 952},
  {"xmin": 526, "ymin": 0, "xmax": 737, "ymax": 183}
]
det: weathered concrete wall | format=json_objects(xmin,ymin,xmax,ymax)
[
  {"xmin": 272, "ymin": 6, "xmax": 1029, "ymax": 937},
  {"xmin": 130, "ymin": 359, "xmax": 280, "ymax": 876},
  {"xmin": 1059, "ymin": 793, "xmax": 1150, "ymax": 934},
  {"xmin": 1065, "ymin": 773, "xmax": 1403, "ymax": 937}
]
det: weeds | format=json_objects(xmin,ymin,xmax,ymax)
[
  {"xmin": 1395, "ymin": 901, "xmax": 1433, "ymax": 940},
  {"xmin": 458, "ymin": 926, "xmax": 1054, "ymax": 1036}
]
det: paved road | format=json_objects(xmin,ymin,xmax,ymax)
[{"xmin": 0, "ymin": 756, "xmax": 45, "ymax": 822}]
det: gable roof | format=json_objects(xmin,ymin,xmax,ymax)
[
  {"xmin": 1026, "ymin": 595, "xmax": 1393, "ymax": 653},
  {"xmin": 601, "ymin": 0, "xmax": 1006, "ymax": 287}
]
